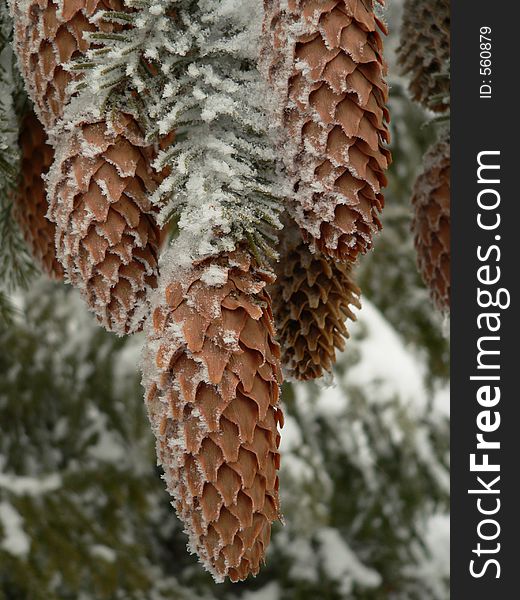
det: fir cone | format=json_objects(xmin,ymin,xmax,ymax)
[
  {"xmin": 272, "ymin": 232, "xmax": 360, "ymax": 380},
  {"xmin": 411, "ymin": 135, "xmax": 450, "ymax": 312},
  {"xmin": 397, "ymin": 0, "xmax": 450, "ymax": 112},
  {"xmin": 12, "ymin": 111, "xmax": 63, "ymax": 280},
  {"xmin": 262, "ymin": 0, "xmax": 391, "ymax": 262},
  {"xmin": 46, "ymin": 113, "xmax": 161, "ymax": 334},
  {"xmin": 142, "ymin": 248, "xmax": 283, "ymax": 582},
  {"xmin": 11, "ymin": 0, "xmax": 122, "ymax": 130}
]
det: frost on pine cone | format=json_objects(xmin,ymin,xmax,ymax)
[
  {"xmin": 12, "ymin": 111, "xmax": 63, "ymax": 280},
  {"xmin": 11, "ymin": 0, "xmax": 121, "ymax": 130},
  {"xmin": 46, "ymin": 113, "xmax": 161, "ymax": 334},
  {"xmin": 272, "ymin": 232, "xmax": 360, "ymax": 380},
  {"xmin": 143, "ymin": 249, "xmax": 283, "ymax": 582},
  {"xmin": 397, "ymin": 0, "xmax": 450, "ymax": 113},
  {"xmin": 412, "ymin": 135, "xmax": 450, "ymax": 312},
  {"xmin": 262, "ymin": 0, "xmax": 391, "ymax": 262}
]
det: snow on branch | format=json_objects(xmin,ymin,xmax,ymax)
[{"xmin": 68, "ymin": 0, "xmax": 286, "ymax": 266}]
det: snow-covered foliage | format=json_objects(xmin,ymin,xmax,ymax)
[
  {"xmin": 69, "ymin": 0, "xmax": 285, "ymax": 265},
  {"xmin": 0, "ymin": 282, "xmax": 192, "ymax": 599},
  {"xmin": 273, "ymin": 300, "xmax": 449, "ymax": 598}
]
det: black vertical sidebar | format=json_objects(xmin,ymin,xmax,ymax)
[{"xmin": 451, "ymin": 0, "xmax": 519, "ymax": 597}]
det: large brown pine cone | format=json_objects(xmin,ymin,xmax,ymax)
[
  {"xmin": 272, "ymin": 231, "xmax": 360, "ymax": 380},
  {"xmin": 12, "ymin": 111, "xmax": 63, "ymax": 280},
  {"xmin": 262, "ymin": 0, "xmax": 391, "ymax": 262},
  {"xmin": 46, "ymin": 113, "xmax": 161, "ymax": 334},
  {"xmin": 142, "ymin": 248, "xmax": 283, "ymax": 582},
  {"xmin": 411, "ymin": 135, "xmax": 450, "ymax": 312},
  {"xmin": 12, "ymin": 0, "xmax": 122, "ymax": 130},
  {"xmin": 397, "ymin": 0, "xmax": 450, "ymax": 113}
]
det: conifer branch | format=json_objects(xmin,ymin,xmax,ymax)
[{"xmin": 67, "ymin": 0, "xmax": 286, "ymax": 265}]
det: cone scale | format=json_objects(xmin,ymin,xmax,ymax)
[
  {"xmin": 46, "ymin": 113, "xmax": 161, "ymax": 334},
  {"xmin": 12, "ymin": 111, "xmax": 63, "ymax": 280},
  {"xmin": 397, "ymin": 0, "xmax": 450, "ymax": 113},
  {"xmin": 11, "ymin": 0, "xmax": 122, "ymax": 130},
  {"xmin": 143, "ymin": 248, "xmax": 283, "ymax": 582},
  {"xmin": 11, "ymin": 1, "xmax": 162, "ymax": 334},
  {"xmin": 272, "ymin": 231, "xmax": 360, "ymax": 380},
  {"xmin": 263, "ymin": 0, "xmax": 391, "ymax": 262},
  {"xmin": 411, "ymin": 135, "xmax": 450, "ymax": 312}
]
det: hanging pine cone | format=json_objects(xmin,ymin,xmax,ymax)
[
  {"xmin": 411, "ymin": 134, "xmax": 450, "ymax": 312},
  {"xmin": 142, "ymin": 248, "xmax": 283, "ymax": 582},
  {"xmin": 12, "ymin": 111, "xmax": 63, "ymax": 280},
  {"xmin": 12, "ymin": 0, "xmax": 122, "ymax": 130},
  {"xmin": 397, "ymin": 0, "xmax": 450, "ymax": 113},
  {"xmin": 46, "ymin": 113, "xmax": 161, "ymax": 334},
  {"xmin": 271, "ymin": 230, "xmax": 360, "ymax": 380},
  {"xmin": 262, "ymin": 0, "xmax": 391, "ymax": 262}
]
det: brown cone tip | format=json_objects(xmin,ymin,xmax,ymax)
[
  {"xmin": 12, "ymin": 0, "xmax": 123, "ymax": 130},
  {"xmin": 142, "ymin": 248, "xmax": 283, "ymax": 582},
  {"xmin": 397, "ymin": 0, "xmax": 450, "ymax": 113},
  {"xmin": 411, "ymin": 134, "xmax": 450, "ymax": 312},
  {"xmin": 46, "ymin": 113, "xmax": 161, "ymax": 335},
  {"xmin": 271, "ymin": 230, "xmax": 361, "ymax": 380},
  {"xmin": 12, "ymin": 111, "xmax": 63, "ymax": 280},
  {"xmin": 262, "ymin": 0, "xmax": 391, "ymax": 262}
]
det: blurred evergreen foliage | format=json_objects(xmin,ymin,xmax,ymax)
[
  {"xmin": 358, "ymin": 83, "xmax": 449, "ymax": 386},
  {"xmin": 0, "ymin": 278, "xmax": 449, "ymax": 599}
]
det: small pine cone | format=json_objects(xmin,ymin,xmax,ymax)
[
  {"xmin": 12, "ymin": 0, "xmax": 122, "ymax": 130},
  {"xmin": 12, "ymin": 111, "xmax": 63, "ymax": 280},
  {"xmin": 411, "ymin": 135, "xmax": 450, "ymax": 312},
  {"xmin": 397, "ymin": 0, "xmax": 450, "ymax": 112},
  {"xmin": 271, "ymin": 232, "xmax": 360, "ymax": 380},
  {"xmin": 262, "ymin": 0, "xmax": 391, "ymax": 262},
  {"xmin": 142, "ymin": 248, "xmax": 283, "ymax": 582},
  {"xmin": 46, "ymin": 113, "xmax": 161, "ymax": 334}
]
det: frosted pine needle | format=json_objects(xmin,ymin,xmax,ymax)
[{"xmin": 67, "ymin": 0, "xmax": 286, "ymax": 263}]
